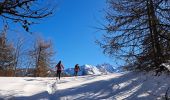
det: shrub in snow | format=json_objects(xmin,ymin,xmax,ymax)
[{"xmin": 46, "ymin": 81, "xmax": 57, "ymax": 94}]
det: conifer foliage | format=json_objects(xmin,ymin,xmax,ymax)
[
  {"xmin": 98, "ymin": 0, "xmax": 170, "ymax": 72},
  {"xmin": 29, "ymin": 38, "xmax": 54, "ymax": 77},
  {"xmin": 0, "ymin": 26, "xmax": 15, "ymax": 76}
]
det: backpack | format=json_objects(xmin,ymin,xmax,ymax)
[{"xmin": 75, "ymin": 65, "xmax": 79, "ymax": 71}]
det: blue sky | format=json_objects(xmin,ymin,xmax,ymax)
[{"xmin": 31, "ymin": 0, "xmax": 115, "ymax": 68}]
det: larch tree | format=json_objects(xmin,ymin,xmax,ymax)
[
  {"xmin": 0, "ymin": 26, "xmax": 15, "ymax": 76},
  {"xmin": 29, "ymin": 38, "xmax": 55, "ymax": 77},
  {"xmin": 98, "ymin": 0, "xmax": 170, "ymax": 73}
]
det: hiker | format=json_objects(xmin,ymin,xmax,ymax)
[
  {"xmin": 74, "ymin": 64, "xmax": 80, "ymax": 76},
  {"xmin": 55, "ymin": 60, "xmax": 64, "ymax": 80}
]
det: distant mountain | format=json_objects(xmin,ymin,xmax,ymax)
[
  {"xmin": 15, "ymin": 64, "xmax": 122, "ymax": 77},
  {"xmin": 65, "ymin": 64, "xmax": 122, "ymax": 76},
  {"xmin": 64, "ymin": 64, "xmax": 101, "ymax": 76},
  {"xmin": 96, "ymin": 63, "xmax": 115, "ymax": 74}
]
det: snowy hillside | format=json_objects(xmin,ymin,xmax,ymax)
[
  {"xmin": 0, "ymin": 72, "xmax": 170, "ymax": 100},
  {"xmin": 96, "ymin": 63, "xmax": 116, "ymax": 73},
  {"xmin": 65, "ymin": 64, "xmax": 102, "ymax": 76},
  {"xmin": 65, "ymin": 64, "xmax": 119, "ymax": 76}
]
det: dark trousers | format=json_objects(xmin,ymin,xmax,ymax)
[
  {"xmin": 74, "ymin": 71, "xmax": 78, "ymax": 76},
  {"xmin": 56, "ymin": 70, "xmax": 61, "ymax": 79}
]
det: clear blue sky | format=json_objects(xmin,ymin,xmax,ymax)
[{"xmin": 30, "ymin": 0, "xmax": 116, "ymax": 68}]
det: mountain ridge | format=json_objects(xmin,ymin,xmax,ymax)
[{"xmin": 65, "ymin": 63, "xmax": 122, "ymax": 76}]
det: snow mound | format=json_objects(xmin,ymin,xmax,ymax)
[
  {"xmin": 46, "ymin": 81, "xmax": 57, "ymax": 94},
  {"xmin": 161, "ymin": 62, "xmax": 170, "ymax": 71}
]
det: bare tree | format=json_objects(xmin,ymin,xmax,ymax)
[
  {"xmin": 13, "ymin": 36, "xmax": 25, "ymax": 76},
  {"xmin": 0, "ymin": 0, "xmax": 56, "ymax": 31},
  {"xmin": 98, "ymin": 0, "xmax": 170, "ymax": 72}
]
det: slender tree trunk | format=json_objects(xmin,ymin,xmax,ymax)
[
  {"xmin": 168, "ymin": 33, "xmax": 170, "ymax": 56},
  {"xmin": 147, "ymin": 0, "xmax": 163, "ymax": 72}
]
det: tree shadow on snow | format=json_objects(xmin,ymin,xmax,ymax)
[
  {"xmin": 12, "ymin": 72, "xmax": 170, "ymax": 100},
  {"xmin": 10, "ymin": 91, "xmax": 50, "ymax": 100}
]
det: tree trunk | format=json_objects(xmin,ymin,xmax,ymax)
[{"xmin": 147, "ymin": 0, "xmax": 163, "ymax": 72}]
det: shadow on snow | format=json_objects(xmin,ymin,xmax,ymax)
[{"xmin": 12, "ymin": 72, "xmax": 170, "ymax": 100}]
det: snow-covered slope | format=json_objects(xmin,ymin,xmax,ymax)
[
  {"xmin": 0, "ymin": 72, "xmax": 170, "ymax": 100},
  {"xmin": 65, "ymin": 64, "xmax": 119, "ymax": 76},
  {"xmin": 65, "ymin": 64, "xmax": 102, "ymax": 76},
  {"xmin": 81, "ymin": 64, "xmax": 102, "ymax": 75},
  {"xmin": 96, "ymin": 63, "xmax": 116, "ymax": 74}
]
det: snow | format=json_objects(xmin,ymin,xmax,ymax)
[
  {"xmin": 161, "ymin": 63, "xmax": 170, "ymax": 71},
  {"xmin": 82, "ymin": 64, "xmax": 102, "ymax": 75},
  {"xmin": 96, "ymin": 63, "xmax": 116, "ymax": 73},
  {"xmin": 0, "ymin": 72, "xmax": 170, "ymax": 100},
  {"xmin": 65, "ymin": 64, "xmax": 119, "ymax": 76}
]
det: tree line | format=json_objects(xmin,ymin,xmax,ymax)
[
  {"xmin": 0, "ymin": 0, "xmax": 56, "ymax": 77},
  {"xmin": 0, "ymin": 26, "xmax": 55, "ymax": 77}
]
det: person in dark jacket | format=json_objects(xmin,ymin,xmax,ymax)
[
  {"xmin": 55, "ymin": 60, "xmax": 64, "ymax": 80},
  {"xmin": 74, "ymin": 64, "xmax": 80, "ymax": 76}
]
